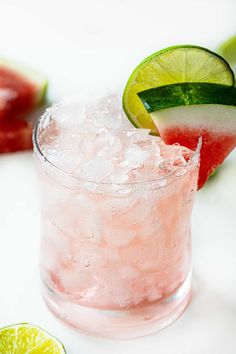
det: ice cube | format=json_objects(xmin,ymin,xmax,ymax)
[
  {"xmin": 81, "ymin": 156, "xmax": 114, "ymax": 181},
  {"xmin": 158, "ymin": 179, "xmax": 167, "ymax": 188},
  {"xmin": 174, "ymin": 167, "xmax": 188, "ymax": 177},
  {"xmin": 173, "ymin": 156, "xmax": 187, "ymax": 167},
  {"xmin": 101, "ymin": 195, "xmax": 135, "ymax": 217},
  {"xmin": 126, "ymin": 129, "xmax": 151, "ymax": 144},
  {"xmin": 110, "ymin": 170, "xmax": 129, "ymax": 184},
  {"xmin": 53, "ymin": 101, "xmax": 86, "ymax": 130},
  {"xmin": 172, "ymin": 143, "xmax": 182, "ymax": 156},
  {"xmin": 86, "ymin": 94, "xmax": 133, "ymax": 131},
  {"xmin": 96, "ymin": 134, "xmax": 123, "ymax": 160},
  {"xmin": 123, "ymin": 146, "xmax": 150, "ymax": 168},
  {"xmin": 159, "ymin": 159, "xmax": 173, "ymax": 175}
]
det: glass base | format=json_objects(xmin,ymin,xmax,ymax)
[{"xmin": 42, "ymin": 272, "xmax": 192, "ymax": 339}]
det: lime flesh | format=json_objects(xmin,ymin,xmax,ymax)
[
  {"xmin": 0, "ymin": 323, "xmax": 66, "ymax": 353},
  {"xmin": 123, "ymin": 45, "xmax": 235, "ymax": 134}
]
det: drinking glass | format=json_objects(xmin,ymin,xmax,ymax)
[{"xmin": 33, "ymin": 103, "xmax": 200, "ymax": 339}]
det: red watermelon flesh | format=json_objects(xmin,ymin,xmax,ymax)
[
  {"xmin": 150, "ymin": 104, "xmax": 236, "ymax": 189},
  {"xmin": 161, "ymin": 126, "xmax": 236, "ymax": 189},
  {"xmin": 0, "ymin": 67, "xmax": 36, "ymax": 122},
  {"xmin": 0, "ymin": 60, "xmax": 47, "ymax": 153},
  {"xmin": 0, "ymin": 118, "xmax": 33, "ymax": 153}
]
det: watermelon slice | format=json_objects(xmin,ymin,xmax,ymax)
[
  {"xmin": 138, "ymin": 83, "xmax": 236, "ymax": 189},
  {"xmin": 0, "ymin": 58, "xmax": 47, "ymax": 152}
]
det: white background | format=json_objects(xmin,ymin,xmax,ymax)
[{"xmin": 0, "ymin": 0, "xmax": 236, "ymax": 353}]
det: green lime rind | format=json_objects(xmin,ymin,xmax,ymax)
[
  {"xmin": 0, "ymin": 323, "xmax": 66, "ymax": 354},
  {"xmin": 218, "ymin": 35, "xmax": 236, "ymax": 68},
  {"xmin": 0, "ymin": 57, "xmax": 48, "ymax": 105},
  {"xmin": 138, "ymin": 82, "xmax": 236, "ymax": 113},
  {"xmin": 139, "ymin": 44, "xmax": 235, "ymax": 74},
  {"xmin": 122, "ymin": 44, "xmax": 235, "ymax": 134}
]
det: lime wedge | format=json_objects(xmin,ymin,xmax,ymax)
[
  {"xmin": 0, "ymin": 323, "xmax": 66, "ymax": 353},
  {"xmin": 218, "ymin": 35, "xmax": 236, "ymax": 73},
  {"xmin": 123, "ymin": 45, "xmax": 235, "ymax": 134}
]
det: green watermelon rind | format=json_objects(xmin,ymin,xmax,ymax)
[{"xmin": 138, "ymin": 82, "xmax": 236, "ymax": 113}]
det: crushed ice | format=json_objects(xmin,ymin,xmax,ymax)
[{"xmin": 40, "ymin": 94, "xmax": 193, "ymax": 183}]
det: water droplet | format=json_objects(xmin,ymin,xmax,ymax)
[{"xmin": 86, "ymin": 231, "xmax": 95, "ymax": 239}]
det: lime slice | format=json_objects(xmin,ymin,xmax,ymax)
[
  {"xmin": 123, "ymin": 45, "xmax": 235, "ymax": 134},
  {"xmin": 218, "ymin": 35, "xmax": 236, "ymax": 73},
  {"xmin": 0, "ymin": 323, "xmax": 66, "ymax": 353}
]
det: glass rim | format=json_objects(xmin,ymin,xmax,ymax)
[{"xmin": 32, "ymin": 108, "xmax": 202, "ymax": 187}]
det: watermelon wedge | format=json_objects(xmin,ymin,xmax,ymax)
[
  {"xmin": 0, "ymin": 58, "xmax": 47, "ymax": 152},
  {"xmin": 138, "ymin": 83, "xmax": 236, "ymax": 189},
  {"xmin": 0, "ymin": 59, "xmax": 47, "ymax": 121}
]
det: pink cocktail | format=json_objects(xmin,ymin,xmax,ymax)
[{"xmin": 33, "ymin": 96, "xmax": 199, "ymax": 338}]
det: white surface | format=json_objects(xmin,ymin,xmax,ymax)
[{"xmin": 0, "ymin": 0, "xmax": 236, "ymax": 353}]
